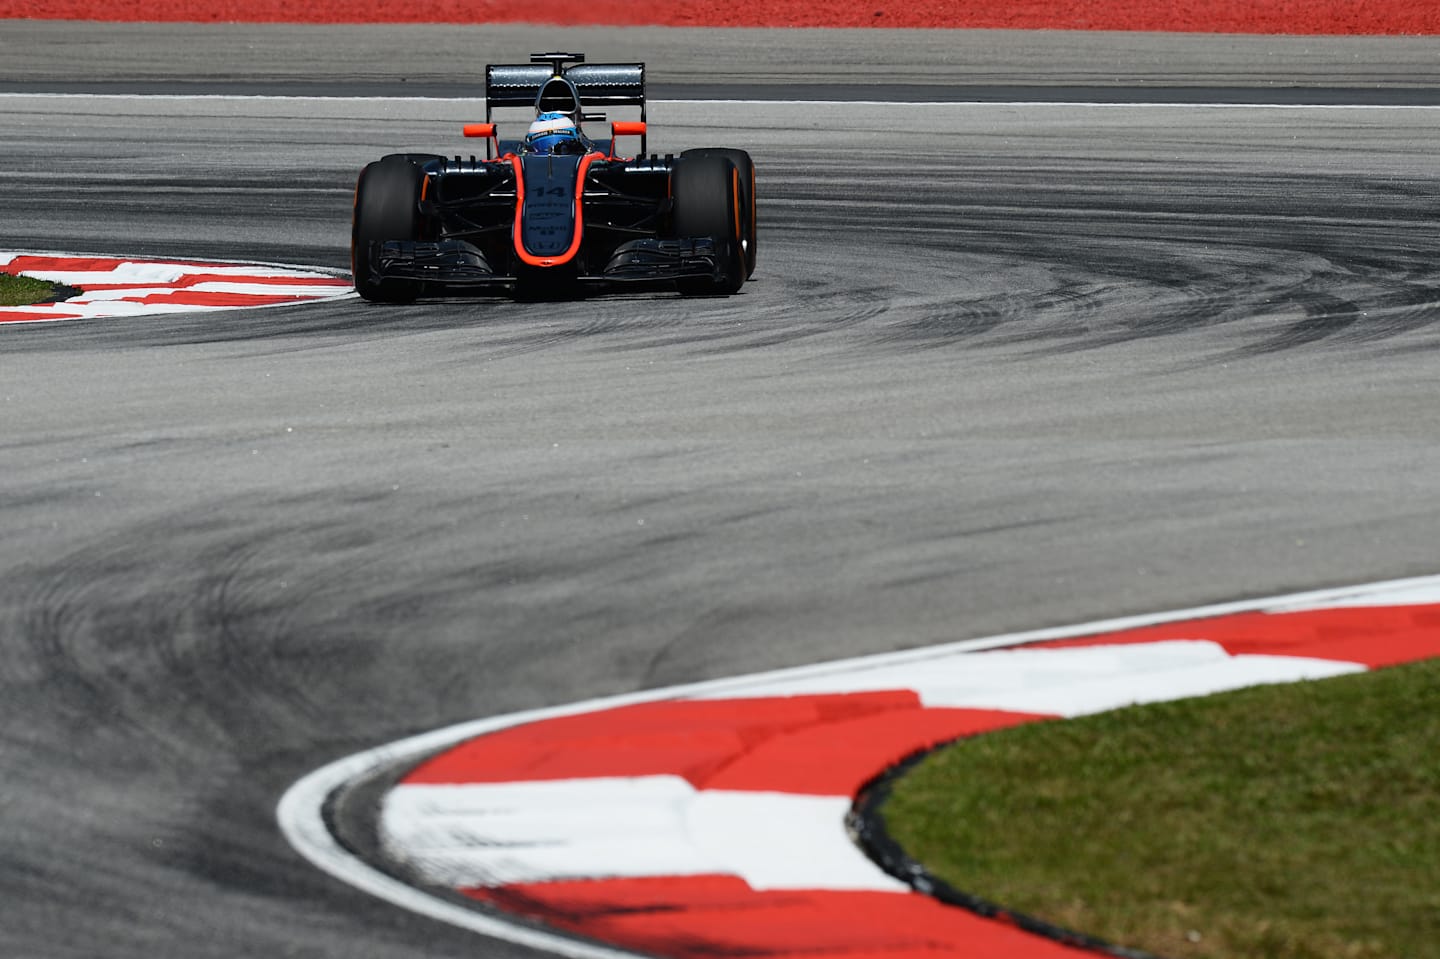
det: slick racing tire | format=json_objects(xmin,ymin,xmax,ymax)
[
  {"xmin": 352, "ymin": 154, "xmax": 435, "ymax": 304},
  {"xmin": 671, "ymin": 154, "xmax": 746, "ymax": 296},
  {"xmin": 682, "ymin": 148, "xmax": 756, "ymax": 279}
]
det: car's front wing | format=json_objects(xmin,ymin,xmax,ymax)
[{"xmin": 370, "ymin": 236, "xmax": 727, "ymax": 292}]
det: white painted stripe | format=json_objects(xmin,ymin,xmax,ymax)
[
  {"xmin": 0, "ymin": 252, "xmax": 16, "ymax": 266},
  {"xmin": 394, "ymin": 834, "xmax": 717, "ymax": 888},
  {"xmin": 384, "ymin": 777, "xmax": 700, "ymax": 887},
  {"xmin": 972, "ymin": 652, "xmax": 1361, "ymax": 716},
  {"xmin": 183, "ymin": 280, "xmax": 349, "ymax": 295},
  {"xmin": 284, "ymin": 777, "xmax": 652, "ymax": 959},
  {"xmin": 163, "ymin": 264, "xmax": 345, "ymax": 277},
  {"xmin": 15, "ymin": 267, "xmax": 341, "ymax": 286},
  {"xmin": 1274, "ymin": 579, "xmax": 1440, "ymax": 611},
  {"xmin": 2, "ymin": 300, "xmax": 223, "ymax": 317},
  {"xmin": 20, "ymin": 265, "xmax": 185, "ymax": 284},
  {"xmin": 28, "ymin": 282, "xmax": 165, "ymax": 293},
  {"xmin": 695, "ymin": 641, "xmax": 1363, "ymax": 716},
  {"xmin": 690, "ymin": 791, "xmax": 906, "ymax": 891},
  {"xmin": 277, "ymin": 573, "xmax": 1440, "ymax": 959},
  {"xmin": 383, "ymin": 779, "xmax": 904, "ymax": 892}
]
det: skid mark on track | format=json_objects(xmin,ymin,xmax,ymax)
[{"xmin": 750, "ymin": 158, "xmax": 1440, "ymax": 363}]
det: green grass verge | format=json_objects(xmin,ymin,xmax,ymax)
[
  {"xmin": 880, "ymin": 657, "xmax": 1440, "ymax": 959},
  {"xmin": 0, "ymin": 272, "xmax": 60, "ymax": 307}
]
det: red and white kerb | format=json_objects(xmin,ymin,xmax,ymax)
[
  {"xmin": 379, "ymin": 583, "xmax": 1440, "ymax": 959},
  {"xmin": 0, "ymin": 253, "xmax": 352, "ymax": 324}
]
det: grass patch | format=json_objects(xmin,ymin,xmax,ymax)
[
  {"xmin": 880, "ymin": 657, "xmax": 1440, "ymax": 959},
  {"xmin": 0, "ymin": 272, "xmax": 61, "ymax": 306}
]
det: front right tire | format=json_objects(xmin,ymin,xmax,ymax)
[
  {"xmin": 681, "ymin": 148, "xmax": 756, "ymax": 279},
  {"xmin": 671, "ymin": 154, "xmax": 746, "ymax": 296}
]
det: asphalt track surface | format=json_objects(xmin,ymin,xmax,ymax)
[{"xmin": 3, "ymin": 23, "xmax": 1440, "ymax": 959}]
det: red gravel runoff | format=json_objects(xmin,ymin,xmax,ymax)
[{"xmin": 3, "ymin": 0, "xmax": 1437, "ymax": 33}]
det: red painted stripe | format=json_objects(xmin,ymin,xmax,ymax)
[
  {"xmin": 467, "ymin": 876, "xmax": 1093, "ymax": 958},
  {"xmin": 1, "ymin": 256, "xmax": 217, "ymax": 274},
  {"xmin": 403, "ymin": 691, "xmax": 925, "ymax": 786},
  {"xmin": 403, "ymin": 690, "xmax": 1044, "ymax": 794},
  {"xmin": 705, "ymin": 706, "xmax": 1048, "ymax": 795},
  {"xmin": 1037, "ymin": 605, "xmax": 1440, "ymax": 668},
  {"xmin": 0, "ymin": 310, "xmax": 83, "ymax": 322},
  {"xmin": 3, "ymin": 256, "xmax": 134, "ymax": 273}
]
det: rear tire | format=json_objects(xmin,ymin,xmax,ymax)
[
  {"xmin": 352, "ymin": 154, "xmax": 432, "ymax": 303},
  {"xmin": 671, "ymin": 154, "xmax": 746, "ymax": 296},
  {"xmin": 682, "ymin": 148, "xmax": 756, "ymax": 279}
]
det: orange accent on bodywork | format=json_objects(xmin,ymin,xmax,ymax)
[
  {"xmin": 509, "ymin": 153, "xmax": 600, "ymax": 268},
  {"xmin": 464, "ymin": 123, "xmax": 499, "ymax": 160},
  {"xmin": 610, "ymin": 121, "xmax": 647, "ymax": 138},
  {"xmin": 732, "ymin": 166, "xmax": 742, "ymax": 241},
  {"xmin": 608, "ymin": 121, "xmax": 647, "ymax": 160}
]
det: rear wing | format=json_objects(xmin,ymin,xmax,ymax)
[
  {"xmin": 485, "ymin": 55, "xmax": 646, "ymax": 122},
  {"xmin": 481, "ymin": 53, "xmax": 648, "ymax": 157}
]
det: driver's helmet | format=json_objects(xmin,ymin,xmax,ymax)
[{"xmin": 524, "ymin": 112, "xmax": 585, "ymax": 155}]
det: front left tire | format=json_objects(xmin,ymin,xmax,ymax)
[{"xmin": 352, "ymin": 154, "xmax": 431, "ymax": 304}]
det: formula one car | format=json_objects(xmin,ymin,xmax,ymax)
[{"xmin": 351, "ymin": 52, "xmax": 757, "ymax": 302}]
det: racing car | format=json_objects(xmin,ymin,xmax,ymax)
[{"xmin": 351, "ymin": 52, "xmax": 757, "ymax": 302}]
